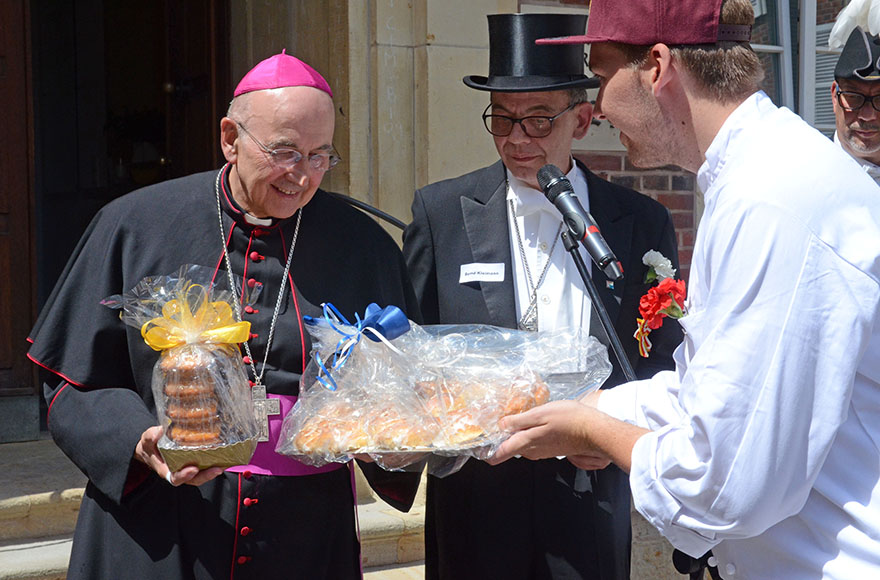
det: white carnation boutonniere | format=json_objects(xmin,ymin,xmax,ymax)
[{"xmin": 641, "ymin": 249, "xmax": 676, "ymax": 283}]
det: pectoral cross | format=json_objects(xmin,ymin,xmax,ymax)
[{"xmin": 252, "ymin": 385, "xmax": 280, "ymax": 442}]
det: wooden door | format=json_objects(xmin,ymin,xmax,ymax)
[{"xmin": 0, "ymin": 0, "xmax": 36, "ymax": 398}]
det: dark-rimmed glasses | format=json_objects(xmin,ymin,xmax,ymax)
[
  {"xmin": 235, "ymin": 121, "xmax": 341, "ymax": 172},
  {"xmin": 482, "ymin": 102, "xmax": 578, "ymax": 137},
  {"xmin": 835, "ymin": 87, "xmax": 880, "ymax": 113}
]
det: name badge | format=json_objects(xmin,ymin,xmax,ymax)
[{"xmin": 460, "ymin": 262, "xmax": 505, "ymax": 284}]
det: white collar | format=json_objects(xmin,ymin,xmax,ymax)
[
  {"xmin": 506, "ymin": 158, "xmax": 587, "ymax": 217},
  {"xmin": 243, "ymin": 213, "xmax": 274, "ymax": 226},
  {"xmin": 698, "ymin": 91, "xmax": 767, "ymax": 199}
]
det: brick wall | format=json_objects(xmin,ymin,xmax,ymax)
[
  {"xmin": 819, "ymin": 1, "xmax": 847, "ymax": 25},
  {"xmin": 574, "ymin": 151, "xmax": 697, "ymax": 282}
]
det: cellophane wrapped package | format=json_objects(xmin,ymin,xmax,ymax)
[
  {"xmin": 276, "ymin": 304, "xmax": 612, "ymax": 477},
  {"xmin": 102, "ymin": 264, "xmax": 260, "ymax": 472}
]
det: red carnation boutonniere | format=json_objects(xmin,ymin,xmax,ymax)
[{"xmin": 634, "ymin": 250, "xmax": 687, "ymax": 357}]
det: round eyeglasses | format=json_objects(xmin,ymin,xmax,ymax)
[
  {"xmin": 835, "ymin": 87, "xmax": 880, "ymax": 113},
  {"xmin": 481, "ymin": 102, "xmax": 578, "ymax": 138},
  {"xmin": 235, "ymin": 121, "xmax": 341, "ymax": 172}
]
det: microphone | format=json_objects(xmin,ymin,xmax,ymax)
[{"xmin": 537, "ymin": 164, "xmax": 624, "ymax": 281}]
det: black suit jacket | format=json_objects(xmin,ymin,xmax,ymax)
[{"xmin": 403, "ymin": 160, "xmax": 683, "ymax": 580}]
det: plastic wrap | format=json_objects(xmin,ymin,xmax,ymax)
[
  {"xmin": 102, "ymin": 264, "xmax": 260, "ymax": 471},
  {"xmin": 276, "ymin": 304, "xmax": 612, "ymax": 476}
]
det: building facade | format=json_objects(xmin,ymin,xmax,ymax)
[{"xmin": 0, "ymin": 0, "xmax": 850, "ymax": 439}]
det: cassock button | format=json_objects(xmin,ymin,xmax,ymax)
[
  {"xmin": 236, "ymin": 556, "xmax": 251, "ymax": 565},
  {"xmin": 242, "ymin": 470, "xmax": 253, "ymax": 479},
  {"xmin": 253, "ymin": 228, "xmax": 264, "ymax": 237},
  {"xmin": 244, "ymin": 306, "xmax": 254, "ymax": 314},
  {"xmin": 249, "ymin": 251, "xmax": 264, "ymax": 262},
  {"xmin": 249, "ymin": 333, "xmax": 259, "ymax": 340},
  {"xmin": 240, "ymin": 526, "xmax": 251, "ymax": 536},
  {"xmin": 247, "ymin": 278, "xmax": 258, "ymax": 288},
  {"xmin": 242, "ymin": 356, "xmax": 252, "ymax": 365},
  {"xmin": 243, "ymin": 497, "xmax": 259, "ymax": 506}
]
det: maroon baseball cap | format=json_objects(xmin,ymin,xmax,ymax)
[{"xmin": 536, "ymin": 0, "xmax": 751, "ymax": 46}]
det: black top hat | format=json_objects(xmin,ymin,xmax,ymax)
[
  {"xmin": 835, "ymin": 27, "xmax": 880, "ymax": 82},
  {"xmin": 463, "ymin": 13, "xmax": 599, "ymax": 92}
]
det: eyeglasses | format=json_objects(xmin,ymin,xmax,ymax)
[
  {"xmin": 235, "ymin": 121, "xmax": 341, "ymax": 172},
  {"xmin": 482, "ymin": 102, "xmax": 578, "ymax": 137},
  {"xmin": 835, "ymin": 87, "xmax": 880, "ymax": 112}
]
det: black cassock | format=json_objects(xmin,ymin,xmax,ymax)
[{"xmin": 28, "ymin": 167, "xmax": 421, "ymax": 580}]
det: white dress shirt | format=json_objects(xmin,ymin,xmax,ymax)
[
  {"xmin": 506, "ymin": 161, "xmax": 592, "ymax": 333},
  {"xmin": 599, "ymin": 92, "xmax": 880, "ymax": 579}
]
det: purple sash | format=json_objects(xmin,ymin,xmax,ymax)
[{"xmin": 227, "ymin": 394, "xmax": 345, "ymax": 477}]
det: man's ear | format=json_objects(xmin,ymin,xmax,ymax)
[
  {"xmin": 572, "ymin": 101, "xmax": 594, "ymax": 140},
  {"xmin": 647, "ymin": 43, "xmax": 676, "ymax": 96},
  {"xmin": 219, "ymin": 117, "xmax": 239, "ymax": 164}
]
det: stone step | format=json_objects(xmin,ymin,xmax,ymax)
[
  {"xmin": 0, "ymin": 439, "xmax": 86, "ymax": 543},
  {"xmin": 0, "ymin": 501, "xmax": 424, "ymax": 580},
  {"xmin": 0, "ymin": 438, "xmax": 426, "ymax": 579}
]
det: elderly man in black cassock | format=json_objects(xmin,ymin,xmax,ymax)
[{"xmin": 28, "ymin": 52, "xmax": 420, "ymax": 579}]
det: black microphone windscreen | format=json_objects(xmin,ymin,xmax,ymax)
[
  {"xmin": 537, "ymin": 164, "xmax": 563, "ymax": 190},
  {"xmin": 537, "ymin": 164, "xmax": 570, "ymax": 203}
]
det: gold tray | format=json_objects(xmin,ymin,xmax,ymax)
[{"xmin": 160, "ymin": 438, "xmax": 258, "ymax": 472}]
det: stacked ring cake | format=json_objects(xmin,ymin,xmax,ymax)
[
  {"xmin": 161, "ymin": 346, "xmax": 225, "ymax": 447},
  {"xmin": 154, "ymin": 343, "xmax": 258, "ymax": 471}
]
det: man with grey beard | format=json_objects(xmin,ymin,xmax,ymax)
[{"xmin": 831, "ymin": 26, "xmax": 880, "ymax": 183}]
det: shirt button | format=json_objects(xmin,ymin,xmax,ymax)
[
  {"xmin": 237, "ymin": 556, "xmax": 251, "ymax": 565},
  {"xmin": 247, "ymin": 278, "xmax": 258, "ymax": 288},
  {"xmin": 240, "ymin": 526, "xmax": 251, "ymax": 536},
  {"xmin": 725, "ymin": 563, "xmax": 736, "ymax": 575},
  {"xmin": 540, "ymin": 295, "xmax": 551, "ymax": 304},
  {"xmin": 540, "ymin": 242, "xmax": 548, "ymax": 252}
]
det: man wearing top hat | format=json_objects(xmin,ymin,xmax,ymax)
[
  {"xmin": 491, "ymin": 0, "xmax": 880, "ymax": 578},
  {"xmin": 28, "ymin": 51, "xmax": 421, "ymax": 579},
  {"xmin": 831, "ymin": 26, "xmax": 880, "ymax": 183},
  {"xmin": 402, "ymin": 13, "xmax": 681, "ymax": 580}
]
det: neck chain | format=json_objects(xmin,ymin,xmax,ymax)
[
  {"xmin": 508, "ymin": 197, "xmax": 563, "ymax": 332},
  {"xmin": 214, "ymin": 165, "xmax": 302, "ymax": 386}
]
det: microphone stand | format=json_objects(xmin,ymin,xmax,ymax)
[
  {"xmin": 327, "ymin": 191, "xmax": 406, "ymax": 231},
  {"xmin": 561, "ymin": 231, "xmax": 637, "ymax": 383}
]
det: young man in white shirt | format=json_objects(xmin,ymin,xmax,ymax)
[{"xmin": 491, "ymin": 1, "xmax": 880, "ymax": 578}]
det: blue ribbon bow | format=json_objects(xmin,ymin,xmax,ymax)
[{"xmin": 304, "ymin": 303, "xmax": 410, "ymax": 391}]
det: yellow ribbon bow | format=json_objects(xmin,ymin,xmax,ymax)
[{"xmin": 140, "ymin": 283, "xmax": 251, "ymax": 351}]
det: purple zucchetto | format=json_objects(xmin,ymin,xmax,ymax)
[{"xmin": 233, "ymin": 49, "xmax": 333, "ymax": 98}]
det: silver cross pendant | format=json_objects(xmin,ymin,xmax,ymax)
[
  {"xmin": 251, "ymin": 385, "xmax": 280, "ymax": 442},
  {"xmin": 518, "ymin": 300, "xmax": 538, "ymax": 332}
]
